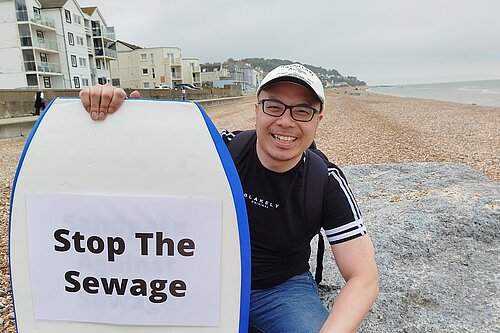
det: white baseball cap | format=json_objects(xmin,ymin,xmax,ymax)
[{"xmin": 257, "ymin": 63, "xmax": 325, "ymax": 107}]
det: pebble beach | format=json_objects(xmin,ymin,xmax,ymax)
[{"xmin": 0, "ymin": 88, "xmax": 499, "ymax": 332}]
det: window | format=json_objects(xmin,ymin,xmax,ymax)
[
  {"xmin": 73, "ymin": 14, "xmax": 81, "ymax": 25},
  {"xmin": 150, "ymin": 53, "xmax": 154, "ymax": 63},
  {"xmin": 71, "ymin": 55, "xmax": 77, "ymax": 67},
  {"xmin": 73, "ymin": 76, "xmax": 80, "ymax": 88},
  {"xmin": 76, "ymin": 36, "xmax": 84, "ymax": 46},
  {"xmin": 68, "ymin": 32, "xmax": 74, "ymax": 45},
  {"xmin": 16, "ymin": 0, "xmax": 27, "ymax": 11},
  {"xmin": 82, "ymin": 78, "xmax": 89, "ymax": 87},
  {"xmin": 140, "ymin": 53, "xmax": 147, "ymax": 61},
  {"xmin": 33, "ymin": 7, "xmax": 41, "ymax": 19},
  {"xmin": 96, "ymin": 59, "xmax": 101, "ymax": 69},
  {"xmin": 142, "ymin": 68, "xmax": 148, "ymax": 75},
  {"xmin": 65, "ymin": 9, "xmax": 71, "ymax": 23},
  {"xmin": 26, "ymin": 74, "xmax": 38, "ymax": 86},
  {"xmin": 40, "ymin": 53, "xmax": 48, "ymax": 63},
  {"xmin": 43, "ymin": 76, "xmax": 51, "ymax": 88},
  {"xmin": 79, "ymin": 57, "xmax": 87, "ymax": 67},
  {"xmin": 36, "ymin": 30, "xmax": 44, "ymax": 43},
  {"xmin": 143, "ymin": 82, "xmax": 150, "ymax": 88}
]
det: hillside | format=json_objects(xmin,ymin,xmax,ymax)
[{"xmin": 228, "ymin": 57, "xmax": 366, "ymax": 86}]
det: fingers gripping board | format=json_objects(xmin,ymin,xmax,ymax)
[{"xmin": 9, "ymin": 98, "xmax": 250, "ymax": 333}]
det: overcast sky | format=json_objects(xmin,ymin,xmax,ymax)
[{"xmin": 77, "ymin": 0, "xmax": 500, "ymax": 85}]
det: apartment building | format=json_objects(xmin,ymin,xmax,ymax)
[
  {"xmin": 80, "ymin": 5, "xmax": 116, "ymax": 85},
  {"xmin": 0, "ymin": 0, "xmax": 116, "ymax": 89},
  {"xmin": 200, "ymin": 63, "xmax": 230, "ymax": 85},
  {"xmin": 202, "ymin": 62, "xmax": 263, "ymax": 91},
  {"xmin": 181, "ymin": 58, "xmax": 201, "ymax": 87},
  {"xmin": 110, "ymin": 41, "xmax": 201, "ymax": 89}
]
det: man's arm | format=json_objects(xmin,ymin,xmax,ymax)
[
  {"xmin": 320, "ymin": 234, "xmax": 379, "ymax": 333},
  {"xmin": 79, "ymin": 83, "xmax": 140, "ymax": 121}
]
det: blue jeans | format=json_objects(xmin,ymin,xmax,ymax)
[{"xmin": 248, "ymin": 271, "xmax": 329, "ymax": 333}]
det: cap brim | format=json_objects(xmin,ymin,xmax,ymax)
[{"xmin": 258, "ymin": 76, "xmax": 323, "ymax": 106}]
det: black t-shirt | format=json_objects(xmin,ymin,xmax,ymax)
[{"xmin": 222, "ymin": 130, "xmax": 367, "ymax": 289}]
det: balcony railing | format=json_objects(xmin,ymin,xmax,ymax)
[
  {"xmin": 32, "ymin": 37, "xmax": 59, "ymax": 52},
  {"xmin": 94, "ymin": 47, "xmax": 117, "ymax": 59},
  {"xmin": 37, "ymin": 61, "xmax": 61, "ymax": 73},
  {"xmin": 20, "ymin": 36, "xmax": 59, "ymax": 52},
  {"xmin": 171, "ymin": 72, "xmax": 183, "ymax": 79},
  {"xmin": 16, "ymin": 10, "xmax": 55, "ymax": 29},
  {"xmin": 24, "ymin": 61, "xmax": 61, "ymax": 73},
  {"xmin": 92, "ymin": 27, "xmax": 116, "ymax": 40}
]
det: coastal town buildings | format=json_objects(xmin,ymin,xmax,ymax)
[
  {"xmin": 0, "ymin": 0, "xmax": 116, "ymax": 89},
  {"xmin": 0, "ymin": 1, "xmax": 350, "ymax": 91},
  {"xmin": 200, "ymin": 63, "xmax": 230, "ymax": 87},
  {"xmin": 109, "ymin": 41, "xmax": 202, "ymax": 89},
  {"xmin": 201, "ymin": 62, "xmax": 263, "ymax": 91}
]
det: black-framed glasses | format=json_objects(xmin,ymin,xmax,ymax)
[{"xmin": 259, "ymin": 99, "xmax": 320, "ymax": 122}]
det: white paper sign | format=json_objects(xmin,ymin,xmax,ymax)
[{"xmin": 25, "ymin": 192, "xmax": 222, "ymax": 326}]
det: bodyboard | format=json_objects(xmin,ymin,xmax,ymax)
[{"xmin": 9, "ymin": 98, "xmax": 250, "ymax": 332}]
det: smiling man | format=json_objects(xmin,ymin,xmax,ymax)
[{"xmin": 80, "ymin": 64, "xmax": 379, "ymax": 333}]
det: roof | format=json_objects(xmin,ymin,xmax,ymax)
[
  {"xmin": 39, "ymin": 0, "xmax": 69, "ymax": 8},
  {"xmin": 201, "ymin": 63, "xmax": 223, "ymax": 72},
  {"xmin": 117, "ymin": 40, "xmax": 143, "ymax": 50},
  {"xmin": 80, "ymin": 7, "xmax": 97, "ymax": 16}
]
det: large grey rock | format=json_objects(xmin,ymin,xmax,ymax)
[{"xmin": 311, "ymin": 163, "xmax": 499, "ymax": 332}]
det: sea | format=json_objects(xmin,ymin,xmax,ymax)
[{"xmin": 368, "ymin": 79, "xmax": 500, "ymax": 107}]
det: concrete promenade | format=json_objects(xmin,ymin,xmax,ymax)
[{"xmin": 0, "ymin": 96, "xmax": 244, "ymax": 141}]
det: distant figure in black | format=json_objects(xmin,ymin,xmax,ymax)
[{"xmin": 33, "ymin": 91, "xmax": 45, "ymax": 116}]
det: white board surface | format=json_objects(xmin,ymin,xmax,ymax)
[{"xmin": 9, "ymin": 98, "xmax": 250, "ymax": 333}]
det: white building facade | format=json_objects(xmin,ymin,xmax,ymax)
[
  {"xmin": 181, "ymin": 58, "xmax": 201, "ymax": 87},
  {"xmin": 0, "ymin": 0, "xmax": 116, "ymax": 89}
]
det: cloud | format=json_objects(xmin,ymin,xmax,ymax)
[{"xmin": 78, "ymin": 0, "xmax": 500, "ymax": 84}]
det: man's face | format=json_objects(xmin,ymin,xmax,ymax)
[{"xmin": 254, "ymin": 81, "xmax": 323, "ymax": 172}]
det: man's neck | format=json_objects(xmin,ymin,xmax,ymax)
[{"xmin": 255, "ymin": 143, "xmax": 303, "ymax": 173}]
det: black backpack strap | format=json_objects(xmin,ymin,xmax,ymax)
[
  {"xmin": 227, "ymin": 130, "xmax": 257, "ymax": 165},
  {"xmin": 302, "ymin": 150, "xmax": 329, "ymax": 285},
  {"xmin": 315, "ymin": 230, "xmax": 325, "ymax": 285}
]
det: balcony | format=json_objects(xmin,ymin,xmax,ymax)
[
  {"xmin": 94, "ymin": 47, "xmax": 117, "ymax": 59},
  {"xmin": 20, "ymin": 36, "xmax": 59, "ymax": 52},
  {"xmin": 32, "ymin": 37, "xmax": 59, "ymax": 52},
  {"xmin": 171, "ymin": 72, "xmax": 183, "ymax": 79},
  {"xmin": 16, "ymin": 10, "xmax": 55, "ymax": 30},
  {"xmin": 169, "ymin": 58, "xmax": 182, "ymax": 66},
  {"xmin": 92, "ymin": 27, "xmax": 116, "ymax": 40},
  {"xmin": 24, "ymin": 61, "xmax": 61, "ymax": 74}
]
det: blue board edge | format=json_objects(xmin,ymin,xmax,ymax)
[
  {"xmin": 8, "ymin": 97, "xmax": 251, "ymax": 332},
  {"xmin": 195, "ymin": 102, "xmax": 251, "ymax": 333}
]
